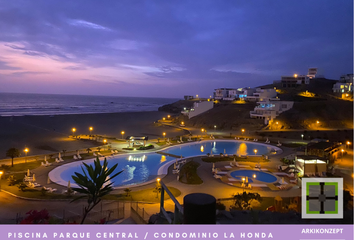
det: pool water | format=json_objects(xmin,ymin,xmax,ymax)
[
  {"xmin": 58, "ymin": 153, "xmax": 174, "ymax": 187},
  {"xmin": 164, "ymin": 140, "xmax": 272, "ymax": 157},
  {"xmin": 53, "ymin": 140, "xmax": 278, "ymax": 187},
  {"xmin": 230, "ymin": 170, "xmax": 277, "ymax": 183}
]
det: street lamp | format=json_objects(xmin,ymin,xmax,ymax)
[
  {"xmin": 316, "ymin": 120, "xmax": 320, "ymax": 124},
  {"xmin": 163, "ymin": 132, "xmax": 166, "ymax": 140},
  {"xmin": 0, "ymin": 171, "xmax": 3, "ymax": 191},
  {"xmin": 294, "ymin": 74, "xmax": 298, "ymax": 78},
  {"xmin": 276, "ymin": 121, "xmax": 278, "ymax": 125},
  {"xmin": 242, "ymin": 177, "xmax": 246, "ymax": 192},
  {"xmin": 72, "ymin": 128, "xmax": 76, "ymax": 137},
  {"xmin": 341, "ymin": 149, "xmax": 344, "ymax": 161},
  {"xmin": 254, "ymin": 149, "xmax": 258, "ymax": 155},
  {"xmin": 241, "ymin": 129, "xmax": 245, "ymax": 135},
  {"xmin": 196, "ymin": 94, "xmax": 199, "ymax": 98},
  {"xmin": 89, "ymin": 127, "xmax": 93, "ymax": 134},
  {"xmin": 253, "ymin": 174, "xmax": 256, "ymax": 178},
  {"xmin": 301, "ymin": 134, "xmax": 304, "ymax": 140},
  {"xmin": 103, "ymin": 139, "xmax": 107, "ymax": 144},
  {"xmin": 121, "ymin": 131, "xmax": 125, "ymax": 140},
  {"xmin": 24, "ymin": 148, "xmax": 29, "ymax": 163},
  {"xmin": 162, "ymin": 117, "xmax": 166, "ymax": 121},
  {"xmin": 214, "ymin": 125, "xmax": 217, "ymax": 130},
  {"xmin": 167, "ymin": 115, "xmax": 170, "ymax": 119}
]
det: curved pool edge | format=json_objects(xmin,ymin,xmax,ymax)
[
  {"xmin": 158, "ymin": 139, "xmax": 283, "ymax": 155},
  {"xmin": 49, "ymin": 139, "xmax": 283, "ymax": 189},
  {"xmin": 230, "ymin": 169, "xmax": 279, "ymax": 184}
]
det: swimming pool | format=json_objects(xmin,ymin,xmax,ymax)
[
  {"xmin": 49, "ymin": 140, "xmax": 280, "ymax": 188},
  {"xmin": 164, "ymin": 140, "xmax": 274, "ymax": 157},
  {"xmin": 230, "ymin": 170, "xmax": 278, "ymax": 183}
]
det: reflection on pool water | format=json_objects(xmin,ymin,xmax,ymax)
[
  {"xmin": 58, "ymin": 153, "xmax": 174, "ymax": 187},
  {"xmin": 230, "ymin": 170, "xmax": 277, "ymax": 183},
  {"xmin": 53, "ymin": 140, "xmax": 278, "ymax": 187},
  {"xmin": 164, "ymin": 140, "xmax": 273, "ymax": 157}
]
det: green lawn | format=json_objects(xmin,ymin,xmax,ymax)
[
  {"xmin": 104, "ymin": 187, "xmax": 181, "ymax": 202},
  {"xmin": 179, "ymin": 161, "xmax": 203, "ymax": 184}
]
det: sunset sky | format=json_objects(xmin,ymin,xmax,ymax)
[{"xmin": 0, "ymin": 0, "xmax": 352, "ymax": 98}]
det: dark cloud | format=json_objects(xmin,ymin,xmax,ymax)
[{"xmin": 0, "ymin": 0, "xmax": 352, "ymax": 97}]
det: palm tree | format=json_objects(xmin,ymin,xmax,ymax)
[
  {"xmin": 71, "ymin": 157, "xmax": 123, "ymax": 224},
  {"xmin": 62, "ymin": 149, "xmax": 67, "ymax": 157},
  {"xmin": 6, "ymin": 148, "xmax": 20, "ymax": 167},
  {"xmin": 124, "ymin": 188, "xmax": 131, "ymax": 197},
  {"xmin": 86, "ymin": 148, "xmax": 92, "ymax": 154}
]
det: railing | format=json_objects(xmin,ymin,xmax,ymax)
[
  {"xmin": 130, "ymin": 202, "xmax": 150, "ymax": 224},
  {"xmin": 159, "ymin": 181, "xmax": 183, "ymax": 224}
]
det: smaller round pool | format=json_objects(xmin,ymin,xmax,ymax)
[{"xmin": 230, "ymin": 170, "xmax": 277, "ymax": 183}]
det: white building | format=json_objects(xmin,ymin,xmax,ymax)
[
  {"xmin": 339, "ymin": 74, "xmax": 354, "ymax": 83},
  {"xmin": 250, "ymin": 100, "xmax": 294, "ymax": 124},
  {"xmin": 245, "ymin": 88, "xmax": 277, "ymax": 102},
  {"xmin": 281, "ymin": 75, "xmax": 309, "ymax": 88},
  {"xmin": 332, "ymin": 82, "xmax": 353, "ymax": 93},
  {"xmin": 235, "ymin": 87, "xmax": 256, "ymax": 100},
  {"xmin": 181, "ymin": 101, "xmax": 214, "ymax": 119},
  {"xmin": 307, "ymin": 68, "xmax": 324, "ymax": 79},
  {"xmin": 213, "ymin": 88, "xmax": 237, "ymax": 100}
]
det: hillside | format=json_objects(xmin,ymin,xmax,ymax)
[{"xmin": 159, "ymin": 78, "xmax": 353, "ymax": 131}]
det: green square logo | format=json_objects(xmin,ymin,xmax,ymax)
[{"xmin": 302, "ymin": 178, "xmax": 343, "ymax": 219}]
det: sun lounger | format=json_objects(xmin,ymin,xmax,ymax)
[
  {"xmin": 213, "ymin": 174, "xmax": 222, "ymax": 179},
  {"xmin": 187, "ymin": 139, "xmax": 192, "ymax": 142},
  {"xmin": 55, "ymin": 158, "xmax": 61, "ymax": 163},
  {"xmin": 228, "ymin": 178, "xmax": 238, "ymax": 182},
  {"xmin": 290, "ymin": 179, "xmax": 297, "ymax": 183},
  {"xmin": 251, "ymin": 184, "xmax": 267, "ymax": 187},
  {"xmin": 73, "ymin": 155, "xmax": 78, "ymax": 160},
  {"xmin": 224, "ymin": 166, "xmax": 232, "ymax": 169},
  {"xmin": 216, "ymin": 171, "xmax": 228, "ymax": 175},
  {"xmin": 172, "ymin": 169, "xmax": 179, "ymax": 174},
  {"xmin": 235, "ymin": 162, "xmax": 249, "ymax": 168}
]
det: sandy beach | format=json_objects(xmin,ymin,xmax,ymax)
[{"xmin": 0, "ymin": 111, "xmax": 186, "ymax": 157}]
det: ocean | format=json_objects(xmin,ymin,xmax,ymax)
[{"xmin": 0, "ymin": 92, "xmax": 178, "ymax": 116}]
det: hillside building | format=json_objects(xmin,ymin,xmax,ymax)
[
  {"xmin": 213, "ymin": 88, "xmax": 237, "ymax": 100},
  {"xmin": 245, "ymin": 88, "xmax": 277, "ymax": 102},
  {"xmin": 181, "ymin": 101, "xmax": 214, "ymax": 119},
  {"xmin": 235, "ymin": 87, "xmax": 256, "ymax": 100},
  {"xmin": 281, "ymin": 75, "xmax": 309, "ymax": 88},
  {"xmin": 250, "ymin": 100, "xmax": 294, "ymax": 124},
  {"xmin": 307, "ymin": 68, "xmax": 325, "ymax": 79}
]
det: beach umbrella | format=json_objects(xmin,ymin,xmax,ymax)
[
  {"xmin": 47, "ymin": 176, "xmax": 51, "ymax": 184},
  {"xmin": 233, "ymin": 157, "xmax": 236, "ymax": 162},
  {"xmin": 58, "ymin": 152, "xmax": 61, "ymax": 158},
  {"xmin": 32, "ymin": 174, "xmax": 35, "ymax": 182},
  {"xmin": 67, "ymin": 180, "xmax": 71, "ymax": 189},
  {"xmin": 212, "ymin": 163, "xmax": 215, "ymax": 169},
  {"xmin": 246, "ymin": 176, "xmax": 248, "ymax": 183},
  {"xmin": 281, "ymin": 177, "xmax": 285, "ymax": 184},
  {"xmin": 180, "ymin": 136, "xmax": 182, "ymax": 141},
  {"xmin": 27, "ymin": 169, "xmax": 30, "ymax": 177},
  {"xmin": 44, "ymin": 156, "xmax": 47, "ymax": 162},
  {"xmin": 174, "ymin": 163, "xmax": 176, "ymax": 169},
  {"xmin": 224, "ymin": 149, "xmax": 226, "ymax": 154}
]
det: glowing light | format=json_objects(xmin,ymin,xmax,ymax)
[
  {"xmin": 242, "ymin": 177, "xmax": 245, "ymax": 181},
  {"xmin": 181, "ymin": 122, "xmax": 184, "ymax": 125},
  {"xmin": 341, "ymin": 149, "xmax": 344, "ymax": 152},
  {"xmin": 253, "ymin": 174, "xmax": 256, "ymax": 178},
  {"xmin": 347, "ymin": 141, "xmax": 351, "ymax": 145},
  {"xmin": 167, "ymin": 115, "xmax": 170, "ymax": 118},
  {"xmin": 294, "ymin": 74, "xmax": 298, "ymax": 78},
  {"xmin": 128, "ymin": 155, "xmax": 146, "ymax": 162},
  {"xmin": 163, "ymin": 132, "xmax": 166, "ymax": 137},
  {"xmin": 157, "ymin": 178, "xmax": 161, "ymax": 182},
  {"xmin": 254, "ymin": 149, "xmax": 258, "ymax": 155},
  {"xmin": 241, "ymin": 129, "xmax": 245, "ymax": 133},
  {"xmin": 316, "ymin": 121, "xmax": 320, "ymax": 124},
  {"xmin": 72, "ymin": 128, "xmax": 76, "ymax": 133},
  {"xmin": 103, "ymin": 139, "xmax": 107, "ymax": 144},
  {"xmin": 276, "ymin": 122, "xmax": 278, "ymax": 124},
  {"xmin": 200, "ymin": 145, "xmax": 204, "ymax": 152},
  {"xmin": 163, "ymin": 117, "xmax": 166, "ymax": 121},
  {"xmin": 24, "ymin": 148, "xmax": 29, "ymax": 153},
  {"xmin": 201, "ymin": 128, "xmax": 205, "ymax": 132},
  {"xmin": 196, "ymin": 94, "xmax": 199, "ymax": 98},
  {"xmin": 89, "ymin": 127, "xmax": 93, "ymax": 131}
]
